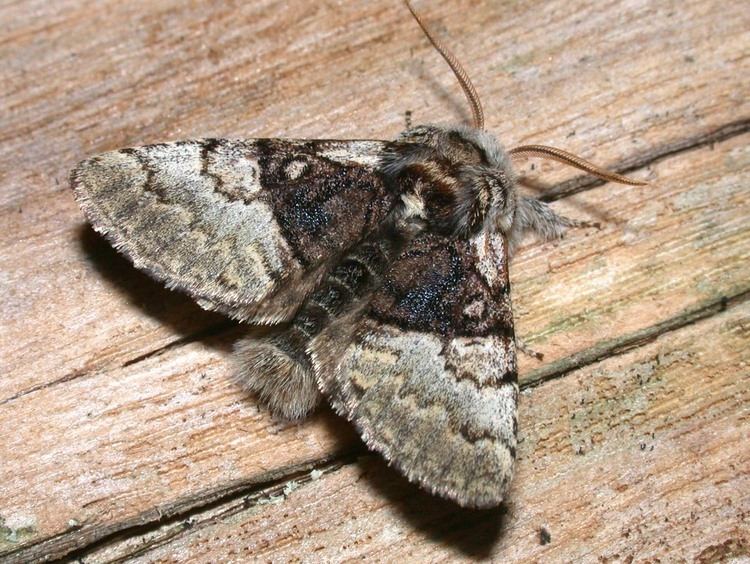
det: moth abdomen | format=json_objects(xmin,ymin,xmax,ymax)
[
  {"xmin": 236, "ymin": 235, "xmax": 402, "ymax": 420},
  {"xmin": 301, "ymin": 238, "xmax": 395, "ymax": 328}
]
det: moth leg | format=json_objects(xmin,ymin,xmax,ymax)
[
  {"xmin": 515, "ymin": 336, "xmax": 544, "ymax": 360},
  {"xmin": 234, "ymin": 236, "xmax": 399, "ymax": 421},
  {"xmin": 404, "ymin": 109, "xmax": 413, "ymax": 130},
  {"xmin": 556, "ymin": 216, "xmax": 601, "ymax": 230},
  {"xmin": 508, "ymin": 196, "xmax": 601, "ymax": 254}
]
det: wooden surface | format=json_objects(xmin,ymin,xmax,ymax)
[{"xmin": 1, "ymin": 0, "xmax": 748, "ymax": 561}]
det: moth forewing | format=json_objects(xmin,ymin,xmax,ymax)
[
  {"xmin": 312, "ymin": 231, "xmax": 519, "ymax": 508},
  {"xmin": 71, "ymin": 138, "xmax": 395, "ymax": 324}
]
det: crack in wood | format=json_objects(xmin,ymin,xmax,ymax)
[
  {"xmin": 522, "ymin": 289, "xmax": 749, "ymax": 388},
  {"xmin": 6, "ymin": 454, "xmax": 358, "ymax": 564},
  {"xmin": 120, "ymin": 320, "xmax": 237, "ymax": 368},
  {"xmin": 70, "ymin": 459, "xmax": 352, "ymax": 564},
  {"xmin": 0, "ymin": 321, "xmax": 236, "ymax": 409},
  {"xmin": 0, "ymin": 371, "xmax": 88, "ymax": 409}
]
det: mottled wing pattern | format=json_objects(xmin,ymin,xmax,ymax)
[
  {"xmin": 312, "ymin": 231, "xmax": 518, "ymax": 508},
  {"xmin": 72, "ymin": 139, "xmax": 396, "ymax": 323}
]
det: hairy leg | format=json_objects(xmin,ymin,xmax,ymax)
[
  {"xmin": 508, "ymin": 196, "xmax": 600, "ymax": 254},
  {"xmin": 515, "ymin": 336, "xmax": 544, "ymax": 360}
]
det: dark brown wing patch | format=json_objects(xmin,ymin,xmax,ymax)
[
  {"xmin": 255, "ymin": 140, "xmax": 397, "ymax": 269},
  {"xmin": 369, "ymin": 232, "xmax": 514, "ymax": 339}
]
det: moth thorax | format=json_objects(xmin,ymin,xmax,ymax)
[
  {"xmin": 399, "ymin": 160, "xmax": 515, "ymax": 238},
  {"xmin": 388, "ymin": 125, "xmax": 518, "ymax": 238}
]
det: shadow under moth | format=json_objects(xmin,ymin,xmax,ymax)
[{"xmin": 71, "ymin": 1, "xmax": 645, "ymax": 508}]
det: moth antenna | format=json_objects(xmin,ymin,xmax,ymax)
[
  {"xmin": 509, "ymin": 144, "xmax": 647, "ymax": 186},
  {"xmin": 405, "ymin": 0, "xmax": 485, "ymax": 130}
]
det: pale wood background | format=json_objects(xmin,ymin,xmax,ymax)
[{"xmin": 1, "ymin": 0, "xmax": 748, "ymax": 562}]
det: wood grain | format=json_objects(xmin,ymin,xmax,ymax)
[{"xmin": 0, "ymin": 0, "xmax": 748, "ymax": 561}]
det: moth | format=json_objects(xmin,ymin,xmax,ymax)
[{"xmin": 71, "ymin": 1, "xmax": 644, "ymax": 508}]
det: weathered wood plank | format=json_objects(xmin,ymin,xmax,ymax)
[
  {"xmin": 0, "ymin": 0, "xmax": 748, "ymax": 560},
  {"xmin": 1, "ymin": 0, "xmax": 747, "ymax": 399},
  {"xmin": 82, "ymin": 294, "xmax": 750, "ymax": 563}
]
